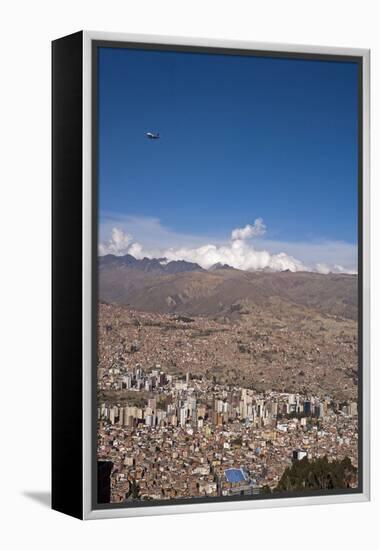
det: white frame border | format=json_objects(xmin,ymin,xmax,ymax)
[{"xmin": 82, "ymin": 31, "xmax": 370, "ymax": 520}]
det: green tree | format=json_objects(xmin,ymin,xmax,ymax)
[
  {"xmin": 274, "ymin": 456, "xmax": 357, "ymax": 493},
  {"xmin": 125, "ymin": 480, "xmax": 141, "ymax": 500}
]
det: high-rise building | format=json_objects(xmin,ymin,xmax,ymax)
[
  {"xmin": 293, "ymin": 449, "xmax": 307, "ymax": 461},
  {"xmin": 303, "ymin": 401, "xmax": 312, "ymax": 416},
  {"xmin": 348, "ymin": 402, "xmax": 358, "ymax": 416},
  {"xmin": 180, "ymin": 407, "xmax": 187, "ymax": 427}
]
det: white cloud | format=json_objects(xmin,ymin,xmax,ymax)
[
  {"xmin": 231, "ymin": 218, "xmax": 266, "ymax": 240},
  {"xmin": 98, "ymin": 227, "xmax": 133, "ymax": 256},
  {"xmin": 162, "ymin": 239, "xmax": 306, "ymax": 272},
  {"xmin": 128, "ymin": 242, "xmax": 144, "ymax": 258},
  {"xmin": 254, "ymin": 238, "xmax": 357, "ymax": 272},
  {"xmin": 315, "ymin": 263, "xmax": 357, "ymax": 275},
  {"xmin": 98, "ymin": 217, "xmax": 357, "ymax": 275}
]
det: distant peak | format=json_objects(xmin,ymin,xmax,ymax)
[
  {"xmin": 209, "ymin": 262, "xmax": 234, "ymax": 271},
  {"xmin": 99, "ymin": 254, "xmax": 203, "ymax": 274}
]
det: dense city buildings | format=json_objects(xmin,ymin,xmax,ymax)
[{"xmin": 97, "ymin": 301, "xmax": 358, "ymax": 503}]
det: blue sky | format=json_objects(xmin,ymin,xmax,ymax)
[{"xmin": 98, "ymin": 46, "xmax": 359, "ymax": 273}]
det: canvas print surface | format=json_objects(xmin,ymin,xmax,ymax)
[{"xmin": 95, "ymin": 45, "xmax": 360, "ymax": 506}]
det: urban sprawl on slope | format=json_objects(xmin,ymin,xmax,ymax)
[{"xmin": 97, "ymin": 305, "xmax": 358, "ymax": 503}]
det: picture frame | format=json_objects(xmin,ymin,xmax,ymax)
[{"xmin": 52, "ymin": 30, "xmax": 370, "ymax": 520}]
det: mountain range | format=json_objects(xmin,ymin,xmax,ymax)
[
  {"xmin": 99, "ymin": 253, "xmax": 204, "ymax": 274},
  {"xmin": 98, "ymin": 254, "xmax": 358, "ymax": 321}
]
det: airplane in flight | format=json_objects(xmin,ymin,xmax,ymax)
[{"xmin": 146, "ymin": 132, "xmax": 160, "ymax": 140}]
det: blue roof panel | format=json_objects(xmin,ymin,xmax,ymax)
[{"xmin": 225, "ymin": 468, "xmax": 246, "ymax": 483}]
